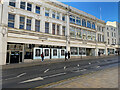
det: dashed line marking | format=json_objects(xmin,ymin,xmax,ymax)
[{"xmin": 44, "ymin": 69, "xmax": 50, "ymax": 73}]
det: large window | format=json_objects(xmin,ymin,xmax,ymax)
[
  {"xmin": 19, "ymin": 16, "xmax": 25, "ymax": 29},
  {"xmin": 107, "ymin": 32, "xmax": 109, "ymax": 37},
  {"xmin": 79, "ymin": 48, "xmax": 86, "ymax": 55},
  {"xmin": 57, "ymin": 13, "xmax": 60, "ymax": 20},
  {"xmin": 76, "ymin": 17, "xmax": 81, "ymax": 25},
  {"xmin": 8, "ymin": 14, "xmax": 15, "ymax": 28},
  {"xmin": 108, "ymin": 39, "xmax": 110, "ymax": 44},
  {"xmin": 76, "ymin": 28, "xmax": 82, "ymax": 38},
  {"xmin": 87, "ymin": 31, "xmax": 91, "ymax": 40},
  {"xmin": 62, "ymin": 15, "xmax": 65, "ymax": 21},
  {"xmin": 92, "ymin": 22, "xmax": 95, "ymax": 29},
  {"xmin": 70, "ymin": 15, "xmax": 75, "ymax": 24},
  {"xmin": 82, "ymin": 19, "xmax": 86, "ymax": 27},
  {"xmin": 45, "ymin": 9, "xmax": 49, "ymax": 17},
  {"xmin": 62, "ymin": 26, "xmax": 66, "ymax": 36},
  {"xmin": 82, "ymin": 30, "xmax": 87, "ymax": 40},
  {"xmin": 92, "ymin": 32, "xmax": 96, "ymax": 41},
  {"xmin": 87, "ymin": 21, "xmax": 91, "ymax": 28},
  {"xmin": 26, "ymin": 18, "xmax": 31, "ymax": 30},
  {"xmin": 52, "ymin": 11, "xmax": 56, "ymax": 18},
  {"xmin": 9, "ymin": 0, "xmax": 16, "ymax": 7},
  {"xmin": 57, "ymin": 25, "xmax": 60, "ymax": 35},
  {"xmin": 27, "ymin": 3, "xmax": 32, "ymax": 11},
  {"xmin": 45, "ymin": 22, "xmax": 49, "ymax": 33},
  {"xmin": 35, "ymin": 20, "xmax": 40, "ymax": 32},
  {"xmin": 36, "ymin": 6, "xmax": 40, "ymax": 14},
  {"xmin": 20, "ymin": 2, "xmax": 26, "ymax": 9},
  {"xmin": 52, "ymin": 24, "xmax": 55, "ymax": 35},
  {"xmin": 70, "ymin": 27, "xmax": 75, "ymax": 37},
  {"xmin": 71, "ymin": 47, "xmax": 78, "ymax": 55}
]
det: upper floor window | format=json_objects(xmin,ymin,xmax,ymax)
[
  {"xmin": 45, "ymin": 9, "xmax": 49, "ymax": 17},
  {"xmin": 108, "ymin": 39, "xmax": 110, "ymax": 44},
  {"xmin": 62, "ymin": 26, "xmax": 66, "ymax": 36},
  {"xmin": 35, "ymin": 20, "xmax": 40, "ymax": 32},
  {"xmin": 82, "ymin": 19, "xmax": 86, "ymax": 27},
  {"xmin": 102, "ymin": 27, "xmax": 104, "ymax": 32},
  {"xmin": 76, "ymin": 28, "xmax": 82, "ymax": 38},
  {"xmin": 57, "ymin": 25, "xmax": 60, "ymax": 35},
  {"xmin": 20, "ymin": 2, "xmax": 26, "ymax": 9},
  {"xmin": 70, "ymin": 15, "xmax": 75, "ymax": 24},
  {"xmin": 27, "ymin": 3, "xmax": 32, "ymax": 11},
  {"xmin": 112, "ymin": 32, "xmax": 113, "ymax": 37},
  {"xmin": 107, "ymin": 32, "xmax": 109, "ymax": 37},
  {"xmin": 26, "ymin": 18, "xmax": 31, "ymax": 30},
  {"xmin": 70, "ymin": 27, "xmax": 75, "ymax": 37},
  {"xmin": 45, "ymin": 22, "xmax": 49, "ymax": 33},
  {"xmin": 57, "ymin": 13, "xmax": 60, "ymax": 20},
  {"xmin": 36, "ymin": 6, "xmax": 40, "ymax": 14},
  {"xmin": 76, "ymin": 17, "xmax": 81, "ymax": 25},
  {"xmin": 9, "ymin": 0, "xmax": 16, "ymax": 7},
  {"xmin": 114, "ymin": 33, "xmax": 116, "ymax": 37},
  {"xmin": 52, "ymin": 24, "xmax": 55, "ymax": 35},
  {"xmin": 92, "ymin": 22, "xmax": 95, "ymax": 29},
  {"xmin": 87, "ymin": 21, "xmax": 91, "ymax": 28},
  {"xmin": 62, "ymin": 15, "xmax": 65, "ymax": 21},
  {"xmin": 19, "ymin": 16, "xmax": 25, "ymax": 29},
  {"xmin": 52, "ymin": 11, "xmax": 55, "ymax": 18},
  {"xmin": 8, "ymin": 14, "xmax": 15, "ymax": 28}
]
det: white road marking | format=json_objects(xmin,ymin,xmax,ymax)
[
  {"xmin": 5, "ymin": 77, "xmax": 18, "ymax": 80},
  {"xmin": 20, "ymin": 77, "xmax": 44, "ymax": 83},
  {"xmin": 64, "ymin": 66, "xmax": 66, "ymax": 70},
  {"xmin": 80, "ymin": 69, "xmax": 86, "ymax": 71},
  {"xmin": 20, "ymin": 72, "xmax": 66, "ymax": 84},
  {"xmin": 89, "ymin": 63, "xmax": 91, "ymax": 65},
  {"xmin": 17, "ymin": 73, "xmax": 26, "ymax": 78},
  {"xmin": 96, "ymin": 66, "xmax": 100, "ymax": 68},
  {"xmin": 44, "ymin": 69, "xmax": 50, "ymax": 73}
]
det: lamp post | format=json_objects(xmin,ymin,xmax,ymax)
[{"xmin": 1, "ymin": 27, "xmax": 7, "ymax": 37}]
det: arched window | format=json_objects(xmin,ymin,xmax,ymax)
[{"xmin": 82, "ymin": 19, "xmax": 86, "ymax": 27}]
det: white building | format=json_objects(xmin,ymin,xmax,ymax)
[{"xmin": 0, "ymin": 0, "xmax": 119, "ymax": 65}]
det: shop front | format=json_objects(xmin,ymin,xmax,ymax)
[{"xmin": 6, "ymin": 43, "xmax": 24, "ymax": 64}]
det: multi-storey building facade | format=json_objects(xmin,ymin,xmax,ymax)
[
  {"xmin": 106, "ymin": 21, "xmax": 120, "ymax": 54},
  {"xmin": 0, "ymin": 0, "xmax": 119, "ymax": 65}
]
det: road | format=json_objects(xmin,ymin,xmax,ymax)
[{"xmin": 2, "ymin": 56, "xmax": 119, "ymax": 88}]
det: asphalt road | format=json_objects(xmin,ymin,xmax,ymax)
[{"xmin": 2, "ymin": 56, "xmax": 119, "ymax": 89}]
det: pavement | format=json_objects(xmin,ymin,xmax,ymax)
[
  {"xmin": 2, "ymin": 55, "xmax": 118, "ymax": 70},
  {"xmin": 42, "ymin": 66, "xmax": 118, "ymax": 88}
]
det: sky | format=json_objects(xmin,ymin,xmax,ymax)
[{"xmin": 58, "ymin": 2, "xmax": 119, "ymax": 23}]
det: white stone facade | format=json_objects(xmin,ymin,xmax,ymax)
[{"xmin": 0, "ymin": 0, "xmax": 119, "ymax": 65}]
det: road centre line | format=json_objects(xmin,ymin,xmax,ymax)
[{"xmin": 17, "ymin": 73, "xmax": 26, "ymax": 77}]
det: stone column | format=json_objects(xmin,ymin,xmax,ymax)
[
  {"xmin": 49, "ymin": 22, "xmax": 52, "ymax": 34},
  {"xmin": 31, "ymin": 18, "xmax": 35, "ymax": 31},
  {"xmin": 40, "ymin": 6, "xmax": 45, "ymax": 33},
  {"xmin": 66, "ymin": 13, "xmax": 70, "ymax": 52},
  {"xmin": 0, "ymin": 27, "xmax": 7, "ymax": 65},
  {"xmin": 32, "ymin": 3, "xmax": 35, "ymax": 13},
  {"xmin": 15, "ymin": 14, "xmax": 19, "ymax": 29},
  {"xmin": 60, "ymin": 25, "xmax": 62, "ymax": 35}
]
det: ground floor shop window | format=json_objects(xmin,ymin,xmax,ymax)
[
  {"xmin": 71, "ymin": 47, "xmax": 78, "ymax": 55},
  {"xmin": 45, "ymin": 49, "xmax": 49, "ymax": 56},
  {"xmin": 79, "ymin": 48, "xmax": 86, "ymax": 55},
  {"xmin": 53, "ymin": 49, "xmax": 57, "ymax": 56},
  {"xmin": 35, "ymin": 49, "xmax": 41, "ymax": 57},
  {"xmin": 61, "ymin": 50, "xmax": 65, "ymax": 56}
]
